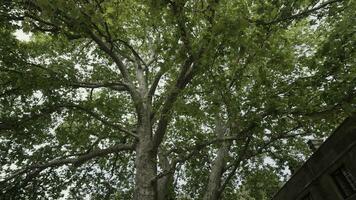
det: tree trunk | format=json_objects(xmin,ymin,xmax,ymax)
[
  {"xmin": 203, "ymin": 120, "xmax": 230, "ymax": 200},
  {"xmin": 157, "ymin": 152, "xmax": 175, "ymax": 200},
  {"xmin": 133, "ymin": 106, "xmax": 157, "ymax": 200},
  {"xmin": 134, "ymin": 141, "xmax": 157, "ymax": 200},
  {"xmin": 203, "ymin": 145, "xmax": 229, "ymax": 200}
]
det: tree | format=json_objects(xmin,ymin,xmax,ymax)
[{"xmin": 0, "ymin": 0, "xmax": 355, "ymax": 199}]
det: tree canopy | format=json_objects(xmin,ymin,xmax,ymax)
[{"xmin": 0, "ymin": 0, "xmax": 355, "ymax": 199}]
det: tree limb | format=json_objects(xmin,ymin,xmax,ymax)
[
  {"xmin": 62, "ymin": 104, "xmax": 138, "ymax": 138},
  {"xmin": 258, "ymin": 0, "xmax": 343, "ymax": 25},
  {"xmin": 148, "ymin": 69, "xmax": 165, "ymax": 102},
  {"xmin": 87, "ymin": 31, "xmax": 133, "ymax": 87},
  {"xmin": 0, "ymin": 143, "xmax": 135, "ymax": 184},
  {"xmin": 69, "ymin": 81, "xmax": 129, "ymax": 92}
]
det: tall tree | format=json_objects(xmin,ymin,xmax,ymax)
[{"xmin": 0, "ymin": 0, "xmax": 354, "ymax": 199}]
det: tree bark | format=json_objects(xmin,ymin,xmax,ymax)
[
  {"xmin": 157, "ymin": 152, "xmax": 175, "ymax": 200},
  {"xmin": 203, "ymin": 120, "xmax": 230, "ymax": 200},
  {"xmin": 133, "ymin": 105, "xmax": 157, "ymax": 200},
  {"xmin": 134, "ymin": 140, "xmax": 157, "ymax": 200}
]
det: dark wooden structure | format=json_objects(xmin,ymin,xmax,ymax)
[{"xmin": 272, "ymin": 115, "xmax": 356, "ymax": 200}]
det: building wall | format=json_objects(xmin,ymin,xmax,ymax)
[{"xmin": 273, "ymin": 115, "xmax": 356, "ymax": 200}]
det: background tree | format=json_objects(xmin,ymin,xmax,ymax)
[{"xmin": 0, "ymin": 0, "xmax": 355, "ymax": 199}]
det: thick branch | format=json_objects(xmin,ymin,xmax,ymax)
[
  {"xmin": 154, "ymin": 135, "xmax": 243, "ymax": 182},
  {"xmin": 117, "ymin": 39, "xmax": 148, "ymax": 69},
  {"xmin": 0, "ymin": 143, "xmax": 134, "ymax": 184},
  {"xmin": 152, "ymin": 0, "xmax": 219, "ymax": 149},
  {"xmin": 152, "ymin": 57, "xmax": 195, "ymax": 148},
  {"xmin": 217, "ymin": 135, "xmax": 252, "ymax": 196},
  {"xmin": 203, "ymin": 118, "xmax": 230, "ymax": 200},
  {"xmin": 148, "ymin": 69, "xmax": 165, "ymax": 102},
  {"xmin": 87, "ymin": 31, "xmax": 133, "ymax": 87}
]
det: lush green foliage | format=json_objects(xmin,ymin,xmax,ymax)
[{"xmin": 0, "ymin": 0, "xmax": 355, "ymax": 199}]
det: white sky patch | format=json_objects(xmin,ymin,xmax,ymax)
[
  {"xmin": 264, "ymin": 157, "xmax": 277, "ymax": 168},
  {"xmin": 14, "ymin": 29, "xmax": 32, "ymax": 42}
]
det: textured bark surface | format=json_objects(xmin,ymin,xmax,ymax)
[
  {"xmin": 157, "ymin": 152, "xmax": 175, "ymax": 200},
  {"xmin": 203, "ymin": 120, "xmax": 230, "ymax": 200},
  {"xmin": 134, "ymin": 140, "xmax": 157, "ymax": 200},
  {"xmin": 203, "ymin": 144, "xmax": 229, "ymax": 200},
  {"xmin": 133, "ymin": 105, "xmax": 157, "ymax": 200}
]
